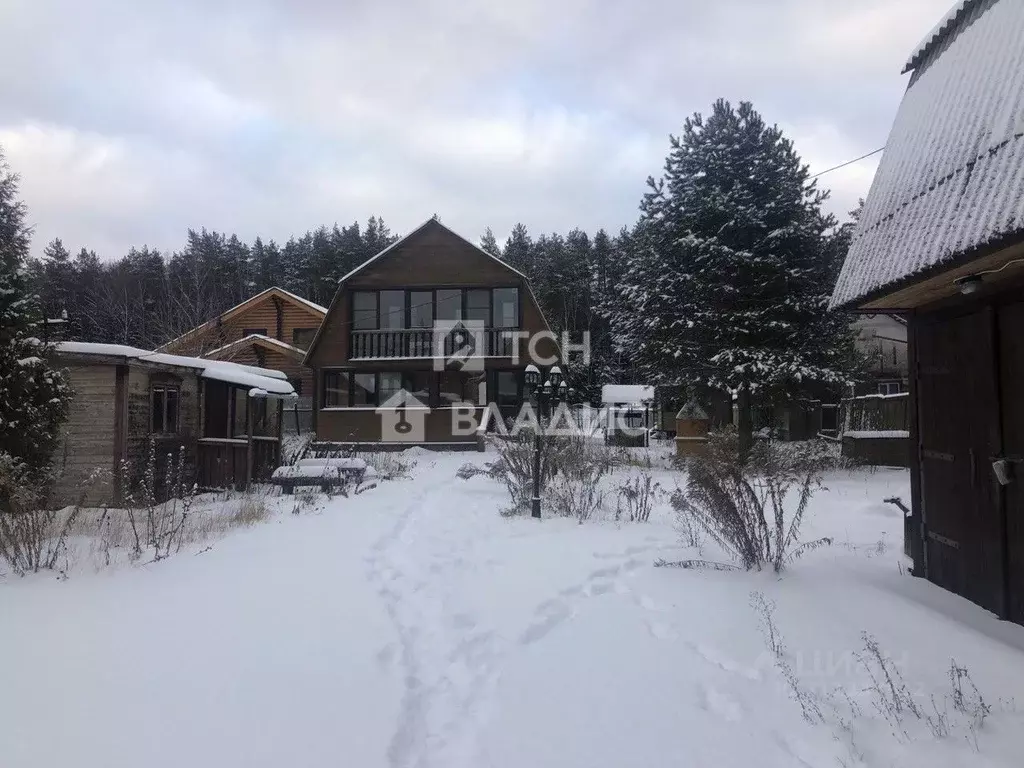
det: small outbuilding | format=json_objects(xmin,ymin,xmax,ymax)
[
  {"xmin": 51, "ymin": 342, "xmax": 297, "ymax": 505},
  {"xmin": 831, "ymin": 0, "xmax": 1024, "ymax": 624}
]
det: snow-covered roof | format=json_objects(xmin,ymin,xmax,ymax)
[
  {"xmin": 830, "ymin": 0, "xmax": 1024, "ymax": 309},
  {"xmin": 204, "ymin": 333, "xmax": 306, "ymax": 359},
  {"xmin": 601, "ymin": 385, "xmax": 655, "ymax": 406},
  {"xmin": 902, "ymin": 0, "xmax": 979, "ymax": 74},
  {"xmin": 156, "ymin": 287, "xmax": 326, "ymax": 352},
  {"xmin": 56, "ymin": 341, "xmax": 296, "ymax": 397}
]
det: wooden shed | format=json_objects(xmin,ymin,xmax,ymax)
[
  {"xmin": 52, "ymin": 342, "xmax": 297, "ymax": 505},
  {"xmin": 830, "ymin": 0, "xmax": 1024, "ymax": 624}
]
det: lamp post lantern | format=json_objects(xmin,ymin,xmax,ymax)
[{"xmin": 524, "ymin": 363, "xmax": 570, "ymax": 519}]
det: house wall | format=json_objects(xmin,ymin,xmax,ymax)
[
  {"xmin": 52, "ymin": 363, "xmax": 119, "ymax": 505},
  {"xmin": 909, "ymin": 275, "xmax": 1024, "ymax": 626},
  {"xmin": 316, "ymin": 407, "xmax": 484, "ymax": 444}
]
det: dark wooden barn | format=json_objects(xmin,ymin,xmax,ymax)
[{"xmin": 831, "ymin": 0, "xmax": 1024, "ymax": 624}]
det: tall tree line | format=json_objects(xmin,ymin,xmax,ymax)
[
  {"xmin": 18, "ymin": 99, "xmax": 863, "ymax": 429},
  {"xmin": 26, "ymin": 217, "xmax": 397, "ymax": 349}
]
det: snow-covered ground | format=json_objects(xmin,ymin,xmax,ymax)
[{"xmin": 3, "ymin": 448, "xmax": 1024, "ymax": 768}]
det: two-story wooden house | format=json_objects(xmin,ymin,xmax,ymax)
[
  {"xmin": 304, "ymin": 218, "xmax": 559, "ymax": 447},
  {"xmin": 157, "ymin": 287, "xmax": 326, "ymax": 411}
]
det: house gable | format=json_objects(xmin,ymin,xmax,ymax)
[
  {"xmin": 304, "ymin": 218, "xmax": 553, "ymax": 365},
  {"xmin": 158, "ymin": 287, "xmax": 327, "ymax": 355}
]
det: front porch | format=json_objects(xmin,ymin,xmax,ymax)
[{"xmin": 196, "ymin": 379, "xmax": 293, "ymax": 489}]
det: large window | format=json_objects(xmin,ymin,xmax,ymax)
[
  {"xmin": 436, "ymin": 289, "xmax": 463, "ymax": 321},
  {"xmin": 380, "ymin": 290, "xmax": 405, "ymax": 329},
  {"xmin": 350, "ymin": 288, "xmax": 521, "ymax": 331},
  {"xmin": 322, "ymin": 372, "xmax": 349, "ymax": 407},
  {"xmin": 409, "ymin": 291, "xmax": 433, "ymax": 328},
  {"xmin": 353, "ymin": 292, "xmax": 377, "ymax": 330},
  {"xmin": 492, "ymin": 288, "xmax": 519, "ymax": 328},
  {"xmin": 151, "ymin": 384, "xmax": 180, "ymax": 433},
  {"xmin": 494, "ymin": 370, "xmax": 521, "ymax": 417},
  {"xmin": 292, "ymin": 327, "xmax": 317, "ymax": 348},
  {"xmin": 353, "ymin": 373, "xmax": 377, "ymax": 406},
  {"xmin": 439, "ymin": 371, "xmax": 485, "ymax": 406},
  {"xmin": 466, "ymin": 289, "xmax": 490, "ymax": 325}
]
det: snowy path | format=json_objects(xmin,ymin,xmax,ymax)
[{"xmin": 4, "ymin": 452, "xmax": 1024, "ymax": 768}]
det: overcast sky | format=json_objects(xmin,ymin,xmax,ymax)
[{"xmin": 0, "ymin": 0, "xmax": 951, "ymax": 259}]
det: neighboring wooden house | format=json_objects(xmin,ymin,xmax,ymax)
[
  {"xmin": 157, "ymin": 287, "xmax": 327, "ymax": 408},
  {"xmin": 51, "ymin": 342, "xmax": 296, "ymax": 505},
  {"xmin": 852, "ymin": 314, "xmax": 909, "ymax": 395},
  {"xmin": 831, "ymin": 0, "xmax": 1024, "ymax": 624},
  {"xmin": 304, "ymin": 218, "xmax": 558, "ymax": 447}
]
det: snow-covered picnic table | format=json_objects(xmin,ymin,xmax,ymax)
[{"xmin": 270, "ymin": 457, "xmax": 372, "ymax": 493}]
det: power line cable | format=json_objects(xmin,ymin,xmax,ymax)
[{"xmin": 809, "ymin": 147, "xmax": 884, "ymax": 179}]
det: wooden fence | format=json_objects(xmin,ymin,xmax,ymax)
[{"xmin": 842, "ymin": 393, "xmax": 909, "ymax": 433}]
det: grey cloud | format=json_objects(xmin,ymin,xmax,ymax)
[{"xmin": 0, "ymin": 0, "xmax": 951, "ymax": 257}]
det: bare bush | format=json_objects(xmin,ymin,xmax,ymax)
[
  {"xmin": 363, "ymin": 452, "xmax": 416, "ymax": 481},
  {"xmin": 116, "ymin": 439, "xmax": 195, "ymax": 561},
  {"xmin": 669, "ymin": 429, "xmax": 831, "ymax": 572},
  {"xmin": 459, "ymin": 432, "xmax": 614, "ymax": 519},
  {"xmin": 458, "ymin": 430, "xmax": 558, "ymax": 516},
  {"xmin": 615, "ymin": 470, "xmax": 661, "ymax": 522},
  {"xmin": 0, "ymin": 453, "xmax": 94, "ymax": 576},
  {"xmin": 751, "ymin": 596, "xmax": 1002, "ymax": 755}
]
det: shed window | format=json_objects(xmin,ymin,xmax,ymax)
[
  {"xmin": 151, "ymin": 385, "xmax": 180, "ymax": 434},
  {"xmin": 877, "ymin": 381, "xmax": 902, "ymax": 396}
]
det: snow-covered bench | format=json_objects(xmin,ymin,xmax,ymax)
[{"xmin": 270, "ymin": 458, "xmax": 371, "ymax": 494}]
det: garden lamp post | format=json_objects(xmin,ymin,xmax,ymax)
[{"xmin": 524, "ymin": 364, "xmax": 566, "ymax": 519}]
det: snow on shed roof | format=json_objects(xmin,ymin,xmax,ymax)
[
  {"xmin": 56, "ymin": 341, "xmax": 296, "ymax": 396},
  {"xmin": 902, "ymin": 0, "xmax": 980, "ymax": 73},
  {"xmin": 831, "ymin": 0, "xmax": 1024, "ymax": 309},
  {"xmin": 601, "ymin": 385, "xmax": 655, "ymax": 405}
]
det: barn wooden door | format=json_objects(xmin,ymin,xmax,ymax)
[
  {"xmin": 997, "ymin": 302, "xmax": 1024, "ymax": 624},
  {"xmin": 915, "ymin": 308, "xmax": 1005, "ymax": 616}
]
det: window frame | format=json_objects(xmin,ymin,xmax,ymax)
[
  {"xmin": 352, "ymin": 291, "xmax": 379, "ymax": 330},
  {"xmin": 348, "ymin": 287, "xmax": 523, "ymax": 332},
  {"xmin": 242, "ymin": 327, "xmax": 268, "ymax": 338},
  {"xmin": 150, "ymin": 383, "xmax": 181, "ymax": 435}
]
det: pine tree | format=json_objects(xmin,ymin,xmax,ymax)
[
  {"xmin": 479, "ymin": 227, "xmax": 501, "ymax": 257},
  {"xmin": 0, "ymin": 147, "xmax": 71, "ymax": 492},
  {"xmin": 41, "ymin": 237, "xmax": 73, "ymax": 321},
  {"xmin": 502, "ymin": 223, "xmax": 532, "ymax": 275},
  {"xmin": 615, "ymin": 100, "xmax": 860, "ymax": 453}
]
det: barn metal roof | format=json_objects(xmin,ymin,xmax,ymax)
[{"xmin": 830, "ymin": 0, "xmax": 1024, "ymax": 309}]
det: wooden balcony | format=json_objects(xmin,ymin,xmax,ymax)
[{"xmin": 350, "ymin": 328, "xmax": 517, "ymax": 360}]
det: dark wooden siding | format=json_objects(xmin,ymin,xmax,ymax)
[
  {"xmin": 913, "ymin": 305, "xmax": 1006, "ymax": 618},
  {"xmin": 997, "ymin": 301, "xmax": 1024, "ymax": 624}
]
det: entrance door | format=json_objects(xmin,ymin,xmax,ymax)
[
  {"xmin": 998, "ymin": 302, "xmax": 1024, "ymax": 624},
  {"xmin": 915, "ymin": 308, "xmax": 1004, "ymax": 616}
]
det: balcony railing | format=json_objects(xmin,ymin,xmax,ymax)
[{"xmin": 350, "ymin": 328, "xmax": 517, "ymax": 359}]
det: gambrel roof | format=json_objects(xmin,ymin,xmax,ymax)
[{"xmin": 830, "ymin": 0, "xmax": 1024, "ymax": 309}]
